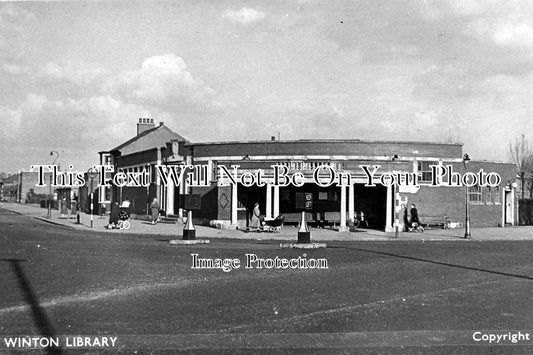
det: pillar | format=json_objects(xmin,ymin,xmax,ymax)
[
  {"xmin": 231, "ymin": 183, "xmax": 238, "ymax": 225},
  {"xmin": 385, "ymin": 184, "xmax": 394, "ymax": 232},
  {"xmin": 155, "ymin": 148, "xmax": 162, "ymax": 203},
  {"xmin": 348, "ymin": 183, "xmax": 355, "ymax": 224},
  {"xmin": 266, "ymin": 184, "xmax": 272, "ymax": 219},
  {"xmin": 273, "ymin": 185, "xmax": 280, "ymax": 217},
  {"xmin": 167, "ymin": 178, "xmax": 175, "ymax": 216},
  {"xmin": 178, "ymin": 165, "xmax": 186, "ymax": 219},
  {"xmin": 339, "ymin": 185, "xmax": 347, "ymax": 231}
]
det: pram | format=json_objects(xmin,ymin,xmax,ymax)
[
  {"xmin": 117, "ymin": 207, "xmax": 131, "ymax": 230},
  {"xmin": 260, "ymin": 215, "xmax": 285, "ymax": 233},
  {"xmin": 408, "ymin": 221, "xmax": 424, "ymax": 233}
]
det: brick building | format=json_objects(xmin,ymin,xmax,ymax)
[
  {"xmin": 98, "ymin": 119, "xmax": 517, "ymax": 231},
  {"xmin": 1, "ymin": 172, "xmax": 51, "ymax": 204},
  {"xmin": 98, "ymin": 118, "xmax": 188, "ymax": 215}
]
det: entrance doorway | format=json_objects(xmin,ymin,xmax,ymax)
[
  {"xmin": 237, "ymin": 185, "xmax": 266, "ymax": 227},
  {"xmin": 354, "ymin": 184, "xmax": 387, "ymax": 230}
]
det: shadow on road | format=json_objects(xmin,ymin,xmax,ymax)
[
  {"xmin": 1, "ymin": 258, "xmax": 63, "ymax": 355},
  {"xmin": 329, "ymin": 246, "xmax": 533, "ymax": 281}
]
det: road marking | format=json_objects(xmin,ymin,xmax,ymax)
[
  {"xmin": 0, "ymin": 280, "xmax": 195, "ymax": 315},
  {"xmin": 225, "ymin": 279, "xmax": 505, "ymax": 332},
  {"xmin": 0, "ymin": 270, "xmax": 282, "ymax": 316}
]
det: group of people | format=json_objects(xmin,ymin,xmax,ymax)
[
  {"xmin": 106, "ymin": 197, "xmax": 161, "ymax": 229},
  {"xmin": 59, "ymin": 195, "xmax": 79, "ymax": 219}
]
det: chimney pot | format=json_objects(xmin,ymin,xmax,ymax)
[{"xmin": 137, "ymin": 117, "xmax": 156, "ymax": 136}]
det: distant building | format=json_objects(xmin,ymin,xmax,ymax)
[
  {"xmin": 0, "ymin": 174, "xmax": 19, "ymax": 202},
  {"xmin": 0, "ymin": 172, "xmax": 51, "ymax": 204},
  {"xmin": 98, "ymin": 118, "xmax": 517, "ymax": 231}
]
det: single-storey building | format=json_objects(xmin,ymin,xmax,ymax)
[{"xmin": 98, "ymin": 118, "xmax": 517, "ymax": 231}]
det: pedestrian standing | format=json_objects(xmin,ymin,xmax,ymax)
[
  {"xmin": 403, "ymin": 205, "xmax": 410, "ymax": 232},
  {"xmin": 150, "ymin": 198, "xmax": 159, "ymax": 224},
  {"xmin": 71, "ymin": 196, "xmax": 78, "ymax": 220},
  {"xmin": 248, "ymin": 202, "xmax": 261, "ymax": 231},
  {"xmin": 60, "ymin": 198, "xmax": 68, "ymax": 218}
]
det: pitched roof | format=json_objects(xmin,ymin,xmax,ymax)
[
  {"xmin": 1, "ymin": 174, "xmax": 19, "ymax": 184},
  {"xmin": 110, "ymin": 124, "xmax": 188, "ymax": 156}
]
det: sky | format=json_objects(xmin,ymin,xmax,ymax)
[{"xmin": 1, "ymin": 0, "xmax": 533, "ymax": 173}]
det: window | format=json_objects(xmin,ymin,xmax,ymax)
[
  {"xmin": 468, "ymin": 185, "xmax": 482, "ymax": 203},
  {"xmin": 103, "ymin": 154, "xmax": 112, "ymax": 165},
  {"xmin": 417, "ymin": 161, "xmax": 438, "ymax": 183},
  {"xmin": 483, "ymin": 186, "xmax": 501, "ymax": 204},
  {"xmin": 318, "ymin": 191, "xmax": 328, "ymax": 200}
]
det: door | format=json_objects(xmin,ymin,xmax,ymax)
[{"xmin": 504, "ymin": 190, "xmax": 513, "ymax": 225}]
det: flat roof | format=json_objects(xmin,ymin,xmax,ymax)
[{"xmin": 184, "ymin": 139, "xmax": 463, "ymax": 147}]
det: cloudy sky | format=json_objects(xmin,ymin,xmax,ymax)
[{"xmin": 2, "ymin": 0, "xmax": 533, "ymax": 173}]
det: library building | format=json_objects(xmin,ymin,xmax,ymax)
[{"xmin": 97, "ymin": 118, "xmax": 517, "ymax": 232}]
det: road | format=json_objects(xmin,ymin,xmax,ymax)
[{"xmin": 0, "ymin": 208, "xmax": 532, "ymax": 353}]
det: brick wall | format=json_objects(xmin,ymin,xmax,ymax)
[
  {"xmin": 18, "ymin": 172, "xmax": 50, "ymax": 204},
  {"xmin": 190, "ymin": 140, "xmax": 463, "ymax": 159}
]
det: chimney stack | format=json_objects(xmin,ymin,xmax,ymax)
[{"xmin": 137, "ymin": 118, "xmax": 155, "ymax": 136}]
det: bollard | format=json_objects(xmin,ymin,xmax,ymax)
[
  {"xmin": 183, "ymin": 210, "xmax": 196, "ymax": 240},
  {"xmin": 297, "ymin": 211, "xmax": 310, "ymax": 243}
]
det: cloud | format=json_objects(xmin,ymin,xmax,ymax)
[
  {"xmin": 29, "ymin": 54, "xmax": 217, "ymax": 114},
  {"xmin": 0, "ymin": 4, "xmax": 36, "ymax": 60},
  {"xmin": 113, "ymin": 54, "xmax": 216, "ymax": 112},
  {"xmin": 0, "ymin": 104, "xmax": 21, "ymax": 139},
  {"xmin": 2, "ymin": 62, "xmax": 30, "ymax": 75},
  {"xmin": 0, "ymin": 3, "xmax": 35, "ymax": 32},
  {"xmin": 2, "ymin": 92, "xmax": 151, "ymax": 169},
  {"xmin": 38, "ymin": 62, "xmax": 108, "ymax": 87},
  {"xmin": 468, "ymin": 19, "xmax": 533, "ymax": 48},
  {"xmin": 222, "ymin": 7, "xmax": 266, "ymax": 25},
  {"xmin": 0, "ymin": 53, "xmax": 221, "ymax": 170}
]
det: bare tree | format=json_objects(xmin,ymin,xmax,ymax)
[{"xmin": 509, "ymin": 134, "xmax": 533, "ymax": 199}]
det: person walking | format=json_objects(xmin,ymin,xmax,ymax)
[
  {"xmin": 410, "ymin": 204, "xmax": 420, "ymax": 225},
  {"xmin": 403, "ymin": 205, "xmax": 410, "ymax": 232},
  {"xmin": 108, "ymin": 201, "xmax": 120, "ymax": 229},
  {"xmin": 247, "ymin": 202, "xmax": 261, "ymax": 232},
  {"xmin": 150, "ymin": 197, "xmax": 160, "ymax": 224},
  {"xmin": 409, "ymin": 204, "xmax": 424, "ymax": 231}
]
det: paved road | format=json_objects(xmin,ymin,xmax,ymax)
[{"xmin": 0, "ymin": 208, "xmax": 532, "ymax": 353}]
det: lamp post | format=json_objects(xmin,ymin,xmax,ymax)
[
  {"xmin": 463, "ymin": 153, "xmax": 471, "ymax": 239},
  {"xmin": 47, "ymin": 151, "xmax": 60, "ymax": 219},
  {"xmin": 87, "ymin": 168, "xmax": 99, "ymax": 228}
]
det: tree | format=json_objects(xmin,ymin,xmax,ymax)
[{"xmin": 509, "ymin": 134, "xmax": 533, "ymax": 199}]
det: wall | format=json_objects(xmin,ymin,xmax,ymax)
[
  {"xmin": 190, "ymin": 140, "xmax": 463, "ymax": 159},
  {"xmin": 18, "ymin": 172, "xmax": 51, "ymax": 204}
]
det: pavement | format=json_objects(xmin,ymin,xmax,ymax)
[{"xmin": 2, "ymin": 202, "xmax": 533, "ymax": 242}]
